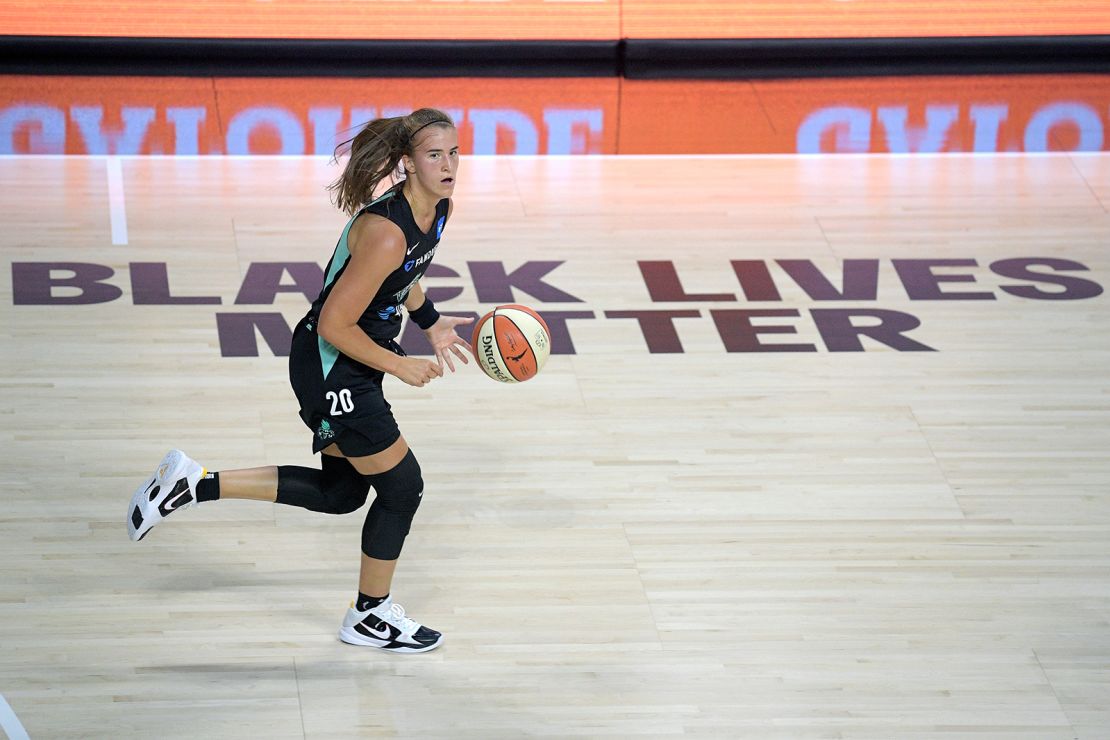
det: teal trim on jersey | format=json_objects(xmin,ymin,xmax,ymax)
[
  {"xmin": 367, "ymin": 189, "xmax": 397, "ymax": 207},
  {"xmin": 321, "ymin": 190, "xmax": 396, "ymax": 291},
  {"xmin": 322, "ymin": 217, "xmax": 356, "ymax": 293},
  {"xmin": 318, "ymin": 335, "xmax": 340, "ymax": 380},
  {"xmin": 316, "ymin": 190, "xmax": 397, "ymax": 379},
  {"xmin": 317, "ymin": 215, "xmax": 359, "ymax": 379}
]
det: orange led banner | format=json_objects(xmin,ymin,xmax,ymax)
[
  {"xmin": 619, "ymin": 75, "xmax": 1110, "ymax": 154},
  {"xmin": 2, "ymin": 75, "xmax": 1107, "ymax": 155},
  {"xmin": 0, "ymin": 0, "xmax": 620, "ymax": 40},
  {"xmin": 0, "ymin": 76, "xmax": 619, "ymax": 155},
  {"xmin": 0, "ymin": 0, "xmax": 1105, "ymax": 39},
  {"xmin": 622, "ymin": 1, "xmax": 1110, "ymax": 39}
]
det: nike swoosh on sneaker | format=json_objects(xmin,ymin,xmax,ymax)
[
  {"xmin": 162, "ymin": 492, "xmax": 190, "ymax": 513},
  {"xmin": 157, "ymin": 479, "xmax": 193, "ymax": 516},
  {"xmin": 356, "ymin": 621, "xmax": 394, "ymax": 641},
  {"xmin": 368, "ymin": 623, "xmax": 392, "ymax": 639}
]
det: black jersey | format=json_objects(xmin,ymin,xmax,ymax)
[{"xmin": 307, "ymin": 183, "xmax": 449, "ymax": 342}]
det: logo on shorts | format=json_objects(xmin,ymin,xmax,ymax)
[{"xmin": 317, "ymin": 419, "xmax": 335, "ymax": 439}]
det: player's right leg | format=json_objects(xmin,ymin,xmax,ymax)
[
  {"xmin": 127, "ymin": 321, "xmax": 376, "ymax": 541},
  {"xmin": 127, "ymin": 449, "xmax": 207, "ymax": 541},
  {"xmin": 127, "ymin": 450, "xmax": 284, "ymax": 541},
  {"xmin": 126, "ymin": 453, "xmax": 371, "ymax": 542}
]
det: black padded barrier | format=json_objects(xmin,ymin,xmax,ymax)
[
  {"xmin": 1, "ymin": 33, "xmax": 1108, "ymax": 78},
  {"xmin": 621, "ymin": 36, "xmax": 1110, "ymax": 79},
  {"xmin": 0, "ymin": 36, "xmax": 621, "ymax": 77}
]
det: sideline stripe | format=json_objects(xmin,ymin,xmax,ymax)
[
  {"xmin": 106, "ymin": 156, "xmax": 128, "ymax": 246},
  {"xmin": 0, "ymin": 693, "xmax": 30, "ymax": 740}
]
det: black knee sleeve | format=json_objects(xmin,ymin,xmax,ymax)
[
  {"xmin": 361, "ymin": 450, "xmax": 423, "ymax": 560},
  {"xmin": 276, "ymin": 455, "xmax": 370, "ymax": 515}
]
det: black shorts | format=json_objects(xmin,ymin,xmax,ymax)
[{"xmin": 288, "ymin": 317, "xmax": 404, "ymax": 457}]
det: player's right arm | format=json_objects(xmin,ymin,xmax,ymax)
[{"xmin": 317, "ymin": 216, "xmax": 443, "ymax": 387}]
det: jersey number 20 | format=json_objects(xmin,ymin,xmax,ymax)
[{"xmin": 326, "ymin": 389, "xmax": 354, "ymax": 415}]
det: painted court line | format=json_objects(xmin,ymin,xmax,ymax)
[
  {"xmin": 106, "ymin": 156, "xmax": 128, "ymax": 246},
  {"xmin": 0, "ymin": 693, "xmax": 30, "ymax": 740}
]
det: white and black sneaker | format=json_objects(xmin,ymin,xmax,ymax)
[
  {"xmin": 127, "ymin": 449, "xmax": 205, "ymax": 542},
  {"xmin": 338, "ymin": 597, "xmax": 444, "ymax": 653}
]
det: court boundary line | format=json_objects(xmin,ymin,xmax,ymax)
[
  {"xmin": 106, "ymin": 156, "xmax": 128, "ymax": 245},
  {"xmin": 0, "ymin": 693, "xmax": 30, "ymax": 740}
]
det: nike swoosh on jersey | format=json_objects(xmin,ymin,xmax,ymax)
[{"xmin": 406, "ymin": 241, "xmax": 420, "ymax": 255}]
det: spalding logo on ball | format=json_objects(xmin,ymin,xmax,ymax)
[{"xmin": 471, "ymin": 304, "xmax": 551, "ymax": 383}]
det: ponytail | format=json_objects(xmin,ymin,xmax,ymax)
[{"xmin": 328, "ymin": 108, "xmax": 455, "ymax": 216}]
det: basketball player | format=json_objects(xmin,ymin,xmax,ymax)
[{"xmin": 126, "ymin": 109, "xmax": 471, "ymax": 654}]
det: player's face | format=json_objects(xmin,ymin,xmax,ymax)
[{"xmin": 407, "ymin": 126, "xmax": 459, "ymax": 197}]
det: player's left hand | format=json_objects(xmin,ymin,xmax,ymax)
[{"xmin": 424, "ymin": 316, "xmax": 474, "ymax": 373}]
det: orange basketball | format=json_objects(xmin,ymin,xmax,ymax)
[{"xmin": 470, "ymin": 304, "xmax": 551, "ymax": 383}]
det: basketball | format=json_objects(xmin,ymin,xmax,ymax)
[{"xmin": 471, "ymin": 304, "xmax": 551, "ymax": 383}]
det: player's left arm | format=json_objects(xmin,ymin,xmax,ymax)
[{"xmin": 405, "ymin": 198, "xmax": 472, "ymax": 372}]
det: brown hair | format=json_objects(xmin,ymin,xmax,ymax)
[{"xmin": 327, "ymin": 108, "xmax": 456, "ymax": 216}]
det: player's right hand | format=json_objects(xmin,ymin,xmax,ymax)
[{"xmin": 393, "ymin": 357, "xmax": 444, "ymax": 387}]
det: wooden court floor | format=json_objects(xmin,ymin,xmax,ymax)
[{"xmin": 1, "ymin": 153, "xmax": 1109, "ymax": 738}]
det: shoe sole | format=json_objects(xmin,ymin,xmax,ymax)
[
  {"xmin": 338, "ymin": 626, "xmax": 444, "ymax": 653},
  {"xmin": 127, "ymin": 449, "xmax": 200, "ymax": 542}
]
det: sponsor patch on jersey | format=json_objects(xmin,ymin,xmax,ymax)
[{"xmin": 435, "ymin": 216, "xmax": 446, "ymax": 240}]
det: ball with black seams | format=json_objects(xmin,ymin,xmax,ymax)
[{"xmin": 471, "ymin": 304, "xmax": 551, "ymax": 383}]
